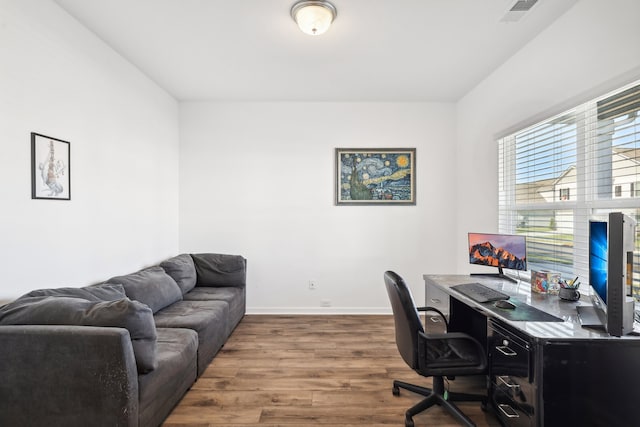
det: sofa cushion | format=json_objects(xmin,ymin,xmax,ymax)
[
  {"xmin": 0, "ymin": 296, "xmax": 157, "ymax": 373},
  {"xmin": 138, "ymin": 327, "xmax": 198, "ymax": 427},
  {"xmin": 21, "ymin": 283, "xmax": 126, "ymax": 301},
  {"xmin": 107, "ymin": 266, "xmax": 183, "ymax": 313},
  {"xmin": 160, "ymin": 254, "xmax": 197, "ymax": 295},
  {"xmin": 183, "ymin": 287, "xmax": 245, "ymax": 335},
  {"xmin": 191, "ymin": 253, "xmax": 246, "ymax": 287},
  {"xmin": 153, "ymin": 300, "xmax": 229, "ymax": 376}
]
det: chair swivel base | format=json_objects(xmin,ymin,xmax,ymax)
[{"xmin": 392, "ymin": 377, "xmax": 483, "ymax": 427}]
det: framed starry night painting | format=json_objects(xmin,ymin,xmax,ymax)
[{"xmin": 335, "ymin": 148, "xmax": 416, "ymax": 205}]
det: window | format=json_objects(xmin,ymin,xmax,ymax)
[{"xmin": 499, "ymin": 81, "xmax": 640, "ymax": 299}]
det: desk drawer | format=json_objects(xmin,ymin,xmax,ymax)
[
  {"xmin": 489, "ymin": 320, "xmax": 537, "ymax": 426},
  {"xmin": 424, "ymin": 285, "xmax": 449, "ymax": 333},
  {"xmin": 489, "ymin": 321, "xmax": 531, "ymax": 380},
  {"xmin": 492, "ymin": 374, "xmax": 534, "ymax": 408},
  {"xmin": 492, "ymin": 389, "xmax": 534, "ymax": 427},
  {"xmin": 425, "ymin": 285, "xmax": 449, "ymax": 314}
]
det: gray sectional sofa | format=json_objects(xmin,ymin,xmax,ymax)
[{"xmin": 0, "ymin": 252, "xmax": 246, "ymax": 427}]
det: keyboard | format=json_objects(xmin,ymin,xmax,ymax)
[{"xmin": 451, "ymin": 282, "xmax": 510, "ymax": 303}]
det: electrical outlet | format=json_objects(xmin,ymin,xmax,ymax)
[
  {"xmin": 308, "ymin": 280, "xmax": 318, "ymax": 290},
  {"xmin": 321, "ymin": 299, "xmax": 332, "ymax": 307}
]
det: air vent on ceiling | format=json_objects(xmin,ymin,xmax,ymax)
[{"xmin": 501, "ymin": 0, "xmax": 538, "ymax": 22}]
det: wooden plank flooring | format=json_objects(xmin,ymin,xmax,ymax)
[{"xmin": 163, "ymin": 315, "xmax": 500, "ymax": 427}]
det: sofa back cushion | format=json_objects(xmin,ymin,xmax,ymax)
[
  {"xmin": 22, "ymin": 283, "xmax": 127, "ymax": 301},
  {"xmin": 107, "ymin": 266, "xmax": 183, "ymax": 313},
  {"xmin": 160, "ymin": 254, "xmax": 197, "ymax": 295},
  {"xmin": 0, "ymin": 296, "xmax": 157, "ymax": 373},
  {"xmin": 191, "ymin": 253, "xmax": 246, "ymax": 288}
]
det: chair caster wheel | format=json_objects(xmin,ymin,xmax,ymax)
[
  {"xmin": 392, "ymin": 386, "xmax": 400, "ymax": 396},
  {"xmin": 405, "ymin": 416, "xmax": 414, "ymax": 427}
]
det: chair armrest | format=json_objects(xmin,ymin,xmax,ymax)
[
  {"xmin": 417, "ymin": 305, "xmax": 449, "ymax": 330},
  {"xmin": 0, "ymin": 325, "xmax": 139, "ymax": 426}
]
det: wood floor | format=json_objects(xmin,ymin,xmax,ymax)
[{"xmin": 163, "ymin": 315, "xmax": 500, "ymax": 427}]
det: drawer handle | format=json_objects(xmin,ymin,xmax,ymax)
[
  {"xmin": 430, "ymin": 298, "xmax": 441, "ymax": 304},
  {"xmin": 429, "ymin": 316, "xmax": 442, "ymax": 323},
  {"xmin": 498, "ymin": 404, "xmax": 520, "ymax": 418},
  {"xmin": 498, "ymin": 376, "xmax": 521, "ymax": 393},
  {"xmin": 496, "ymin": 346, "xmax": 518, "ymax": 357}
]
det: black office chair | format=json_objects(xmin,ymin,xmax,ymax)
[{"xmin": 384, "ymin": 271, "xmax": 488, "ymax": 427}]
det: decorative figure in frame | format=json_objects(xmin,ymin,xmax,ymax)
[{"xmin": 39, "ymin": 140, "xmax": 65, "ymax": 196}]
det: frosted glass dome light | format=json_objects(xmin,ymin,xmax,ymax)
[{"xmin": 291, "ymin": 1, "xmax": 337, "ymax": 36}]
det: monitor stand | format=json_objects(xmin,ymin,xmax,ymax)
[
  {"xmin": 470, "ymin": 267, "xmax": 518, "ymax": 283},
  {"xmin": 576, "ymin": 305, "xmax": 607, "ymax": 330}
]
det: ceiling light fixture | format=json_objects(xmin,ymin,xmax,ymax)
[{"xmin": 290, "ymin": 0, "xmax": 337, "ymax": 36}]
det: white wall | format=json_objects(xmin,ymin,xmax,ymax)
[
  {"xmin": 0, "ymin": 1, "xmax": 180, "ymax": 300},
  {"xmin": 179, "ymin": 102, "xmax": 456, "ymax": 313},
  {"xmin": 455, "ymin": 0, "xmax": 640, "ymax": 273},
  {"xmin": 3, "ymin": 0, "xmax": 637, "ymax": 312}
]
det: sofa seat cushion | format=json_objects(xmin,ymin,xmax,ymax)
[
  {"xmin": 153, "ymin": 300, "xmax": 229, "ymax": 376},
  {"xmin": 21, "ymin": 283, "xmax": 127, "ymax": 301},
  {"xmin": 107, "ymin": 266, "xmax": 183, "ymax": 313},
  {"xmin": 160, "ymin": 254, "xmax": 197, "ymax": 295},
  {"xmin": 183, "ymin": 287, "xmax": 245, "ymax": 335},
  {"xmin": 0, "ymin": 296, "xmax": 157, "ymax": 373},
  {"xmin": 191, "ymin": 253, "xmax": 246, "ymax": 287},
  {"xmin": 138, "ymin": 327, "xmax": 198, "ymax": 427}
]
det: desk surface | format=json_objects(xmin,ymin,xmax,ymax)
[{"xmin": 423, "ymin": 274, "xmax": 626, "ymax": 340}]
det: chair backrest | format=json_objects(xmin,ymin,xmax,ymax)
[{"xmin": 384, "ymin": 271, "xmax": 424, "ymax": 369}]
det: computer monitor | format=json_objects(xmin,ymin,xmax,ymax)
[
  {"xmin": 584, "ymin": 213, "xmax": 636, "ymax": 336},
  {"xmin": 607, "ymin": 212, "xmax": 636, "ymax": 336},
  {"xmin": 468, "ymin": 232, "xmax": 527, "ymax": 283}
]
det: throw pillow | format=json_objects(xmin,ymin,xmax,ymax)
[{"xmin": 22, "ymin": 283, "xmax": 126, "ymax": 301}]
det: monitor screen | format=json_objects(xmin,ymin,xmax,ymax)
[
  {"xmin": 589, "ymin": 220, "xmax": 608, "ymax": 305},
  {"xmin": 468, "ymin": 233, "xmax": 527, "ymax": 271}
]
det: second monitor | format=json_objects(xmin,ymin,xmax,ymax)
[
  {"xmin": 583, "ymin": 212, "xmax": 636, "ymax": 336},
  {"xmin": 468, "ymin": 232, "xmax": 527, "ymax": 283}
]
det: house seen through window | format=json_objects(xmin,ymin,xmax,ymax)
[{"xmin": 499, "ymin": 81, "xmax": 640, "ymax": 299}]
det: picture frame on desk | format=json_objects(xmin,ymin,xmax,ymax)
[
  {"xmin": 31, "ymin": 132, "xmax": 71, "ymax": 200},
  {"xmin": 335, "ymin": 148, "xmax": 416, "ymax": 205}
]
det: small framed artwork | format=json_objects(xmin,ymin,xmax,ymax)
[
  {"xmin": 31, "ymin": 132, "xmax": 71, "ymax": 200},
  {"xmin": 335, "ymin": 148, "xmax": 416, "ymax": 205}
]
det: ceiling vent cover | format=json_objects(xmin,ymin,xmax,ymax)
[{"xmin": 501, "ymin": 0, "xmax": 538, "ymax": 22}]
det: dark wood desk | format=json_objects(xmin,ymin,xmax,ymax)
[{"xmin": 424, "ymin": 274, "xmax": 640, "ymax": 427}]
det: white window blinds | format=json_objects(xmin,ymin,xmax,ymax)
[{"xmin": 498, "ymin": 81, "xmax": 640, "ymax": 297}]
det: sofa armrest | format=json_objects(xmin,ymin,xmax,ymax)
[{"xmin": 0, "ymin": 325, "xmax": 139, "ymax": 427}]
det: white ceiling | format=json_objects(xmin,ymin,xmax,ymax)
[{"xmin": 53, "ymin": 0, "xmax": 578, "ymax": 102}]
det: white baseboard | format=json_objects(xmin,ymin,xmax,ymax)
[{"xmin": 246, "ymin": 307, "xmax": 392, "ymax": 315}]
